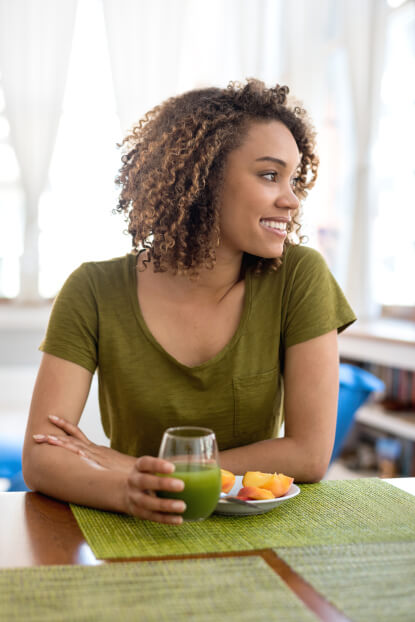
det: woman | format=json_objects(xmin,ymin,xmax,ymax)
[{"xmin": 22, "ymin": 79, "xmax": 355, "ymax": 524}]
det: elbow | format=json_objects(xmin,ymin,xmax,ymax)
[
  {"xmin": 302, "ymin": 470, "xmax": 325, "ymax": 484},
  {"xmin": 21, "ymin": 454, "xmax": 35, "ymax": 491},
  {"xmin": 22, "ymin": 443, "xmax": 42, "ymax": 492},
  {"xmin": 299, "ymin": 454, "xmax": 331, "ymax": 484}
]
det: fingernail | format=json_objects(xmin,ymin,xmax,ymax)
[
  {"xmin": 33, "ymin": 434, "xmax": 45, "ymax": 440},
  {"xmin": 171, "ymin": 516, "xmax": 183, "ymax": 524},
  {"xmin": 48, "ymin": 415, "xmax": 59, "ymax": 421},
  {"xmin": 172, "ymin": 501, "xmax": 186, "ymax": 512},
  {"xmin": 171, "ymin": 480, "xmax": 185, "ymax": 491},
  {"xmin": 48, "ymin": 435, "xmax": 59, "ymax": 441}
]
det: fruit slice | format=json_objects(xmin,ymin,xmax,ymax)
[
  {"xmin": 237, "ymin": 486, "xmax": 275, "ymax": 501},
  {"xmin": 260, "ymin": 473, "xmax": 294, "ymax": 498},
  {"xmin": 242, "ymin": 471, "xmax": 273, "ymax": 488},
  {"xmin": 220, "ymin": 468, "xmax": 236, "ymax": 493}
]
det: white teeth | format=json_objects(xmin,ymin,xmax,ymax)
[{"xmin": 260, "ymin": 220, "xmax": 287, "ymax": 231}]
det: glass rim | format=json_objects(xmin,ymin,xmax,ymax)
[{"xmin": 163, "ymin": 426, "xmax": 216, "ymax": 439}]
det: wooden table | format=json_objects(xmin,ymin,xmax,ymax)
[{"xmin": 1, "ymin": 478, "xmax": 414, "ymax": 622}]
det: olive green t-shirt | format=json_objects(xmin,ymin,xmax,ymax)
[{"xmin": 40, "ymin": 245, "xmax": 356, "ymax": 457}]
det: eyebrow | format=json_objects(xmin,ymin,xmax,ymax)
[{"xmin": 255, "ymin": 156, "xmax": 301, "ymax": 169}]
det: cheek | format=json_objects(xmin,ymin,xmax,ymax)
[{"xmin": 219, "ymin": 178, "xmax": 266, "ymax": 228}]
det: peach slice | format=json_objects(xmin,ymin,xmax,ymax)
[
  {"xmin": 260, "ymin": 473, "xmax": 294, "ymax": 498},
  {"xmin": 242, "ymin": 471, "xmax": 273, "ymax": 488},
  {"xmin": 237, "ymin": 486, "xmax": 275, "ymax": 501},
  {"xmin": 221, "ymin": 469, "xmax": 236, "ymax": 493}
]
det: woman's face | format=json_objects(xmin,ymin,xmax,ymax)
[{"xmin": 218, "ymin": 120, "xmax": 301, "ymax": 261}]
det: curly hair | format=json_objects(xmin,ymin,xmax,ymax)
[{"xmin": 115, "ymin": 79, "xmax": 319, "ymax": 276}]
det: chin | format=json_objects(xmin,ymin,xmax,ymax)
[{"xmin": 256, "ymin": 245, "xmax": 285, "ymax": 260}]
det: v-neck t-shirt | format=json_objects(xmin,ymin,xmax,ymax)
[{"xmin": 39, "ymin": 245, "xmax": 356, "ymax": 457}]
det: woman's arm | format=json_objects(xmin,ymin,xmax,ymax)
[
  {"xmin": 22, "ymin": 353, "xmax": 186, "ymax": 523},
  {"xmin": 219, "ymin": 330, "xmax": 339, "ymax": 481}
]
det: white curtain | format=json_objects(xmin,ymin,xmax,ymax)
[
  {"xmin": 279, "ymin": 0, "xmax": 330, "ymax": 120},
  {"xmin": 278, "ymin": 0, "xmax": 388, "ymax": 318},
  {"xmin": 0, "ymin": 0, "xmax": 77, "ymax": 301},
  {"xmin": 102, "ymin": 0, "xmax": 283, "ymax": 133},
  {"xmin": 277, "ymin": 0, "xmax": 351, "ymax": 289},
  {"xmin": 342, "ymin": 0, "xmax": 388, "ymax": 318},
  {"xmin": 0, "ymin": 0, "xmax": 390, "ymax": 313},
  {"xmin": 102, "ymin": 0, "xmax": 189, "ymax": 132},
  {"xmin": 175, "ymin": 0, "xmax": 283, "ymax": 91}
]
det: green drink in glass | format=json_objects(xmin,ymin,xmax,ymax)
[{"xmin": 158, "ymin": 427, "xmax": 221, "ymax": 521}]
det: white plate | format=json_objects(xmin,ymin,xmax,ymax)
[{"xmin": 215, "ymin": 475, "xmax": 300, "ymax": 516}]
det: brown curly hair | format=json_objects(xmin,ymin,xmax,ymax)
[{"xmin": 115, "ymin": 79, "xmax": 319, "ymax": 276}]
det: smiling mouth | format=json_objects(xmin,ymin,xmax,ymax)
[{"xmin": 259, "ymin": 219, "xmax": 288, "ymax": 236}]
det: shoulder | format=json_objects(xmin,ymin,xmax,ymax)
[
  {"xmin": 75, "ymin": 254, "xmax": 134, "ymax": 278},
  {"xmin": 63, "ymin": 254, "xmax": 134, "ymax": 290},
  {"xmin": 53, "ymin": 254, "xmax": 135, "ymax": 312},
  {"xmin": 283, "ymin": 244, "xmax": 328, "ymax": 272},
  {"xmin": 252, "ymin": 245, "xmax": 328, "ymax": 289},
  {"xmin": 248, "ymin": 246, "xmax": 329, "ymax": 313},
  {"xmin": 278, "ymin": 245, "xmax": 332, "ymax": 290}
]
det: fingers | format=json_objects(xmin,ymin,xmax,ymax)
[
  {"xmin": 134, "ymin": 455, "xmax": 176, "ymax": 475},
  {"xmin": 134, "ymin": 507, "xmax": 184, "ymax": 525},
  {"xmin": 33, "ymin": 433, "xmax": 87, "ymax": 458},
  {"xmin": 128, "ymin": 470, "xmax": 184, "ymax": 493},
  {"xmin": 48, "ymin": 415, "xmax": 90, "ymax": 443},
  {"xmin": 130, "ymin": 490, "xmax": 186, "ymax": 515},
  {"xmin": 125, "ymin": 456, "xmax": 187, "ymax": 524},
  {"xmin": 126, "ymin": 490, "xmax": 186, "ymax": 525}
]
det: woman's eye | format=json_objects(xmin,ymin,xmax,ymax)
[
  {"xmin": 291, "ymin": 177, "xmax": 300, "ymax": 188},
  {"xmin": 262, "ymin": 172, "xmax": 277, "ymax": 182}
]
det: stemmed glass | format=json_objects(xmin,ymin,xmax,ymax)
[{"xmin": 158, "ymin": 427, "xmax": 221, "ymax": 521}]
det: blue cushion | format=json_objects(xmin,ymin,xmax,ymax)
[
  {"xmin": 0, "ymin": 439, "xmax": 23, "ymax": 479},
  {"xmin": 7, "ymin": 470, "xmax": 30, "ymax": 492},
  {"xmin": 331, "ymin": 364, "xmax": 385, "ymax": 462}
]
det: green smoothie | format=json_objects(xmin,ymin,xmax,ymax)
[{"xmin": 158, "ymin": 462, "xmax": 221, "ymax": 521}]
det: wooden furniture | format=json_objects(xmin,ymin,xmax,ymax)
[
  {"xmin": 339, "ymin": 319, "xmax": 415, "ymax": 372},
  {"xmin": 339, "ymin": 320, "xmax": 415, "ymax": 474},
  {"xmin": 1, "ymin": 479, "xmax": 414, "ymax": 622}
]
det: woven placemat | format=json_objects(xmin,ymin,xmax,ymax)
[
  {"xmin": 0, "ymin": 556, "xmax": 318, "ymax": 622},
  {"xmin": 276, "ymin": 541, "xmax": 415, "ymax": 622},
  {"xmin": 71, "ymin": 478, "xmax": 415, "ymax": 559},
  {"xmin": 70, "ymin": 479, "xmax": 415, "ymax": 559}
]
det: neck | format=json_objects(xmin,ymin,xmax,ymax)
[{"xmin": 138, "ymin": 249, "xmax": 244, "ymax": 305}]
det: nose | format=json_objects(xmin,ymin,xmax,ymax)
[{"xmin": 274, "ymin": 181, "xmax": 300, "ymax": 212}]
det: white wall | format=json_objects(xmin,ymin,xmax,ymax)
[
  {"xmin": 0, "ymin": 365, "xmax": 109, "ymax": 446},
  {"xmin": 0, "ymin": 306, "xmax": 108, "ymax": 446}
]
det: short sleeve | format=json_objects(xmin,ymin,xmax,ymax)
[
  {"xmin": 282, "ymin": 246, "xmax": 356, "ymax": 349},
  {"xmin": 39, "ymin": 264, "xmax": 98, "ymax": 373}
]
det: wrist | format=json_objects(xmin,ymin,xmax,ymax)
[
  {"xmin": 118, "ymin": 451, "xmax": 137, "ymax": 474},
  {"xmin": 110, "ymin": 468, "xmax": 130, "ymax": 514}
]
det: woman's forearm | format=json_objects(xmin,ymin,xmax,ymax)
[
  {"xmin": 219, "ymin": 436, "xmax": 328, "ymax": 482},
  {"xmin": 22, "ymin": 443, "xmax": 128, "ymax": 513}
]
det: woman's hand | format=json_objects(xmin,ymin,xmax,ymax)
[
  {"xmin": 33, "ymin": 415, "xmax": 187, "ymax": 524},
  {"xmin": 123, "ymin": 456, "xmax": 186, "ymax": 525},
  {"xmin": 33, "ymin": 415, "xmax": 135, "ymax": 473}
]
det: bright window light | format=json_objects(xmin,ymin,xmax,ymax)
[
  {"xmin": 38, "ymin": 0, "xmax": 130, "ymax": 298},
  {"xmin": 0, "ymin": 78, "xmax": 23, "ymax": 298},
  {"xmin": 372, "ymin": 2, "xmax": 415, "ymax": 306}
]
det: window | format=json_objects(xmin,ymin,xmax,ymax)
[
  {"xmin": 303, "ymin": 48, "xmax": 355, "ymax": 291},
  {"xmin": 372, "ymin": 1, "xmax": 415, "ymax": 308},
  {"xmin": 38, "ymin": 0, "xmax": 130, "ymax": 298},
  {"xmin": 0, "ymin": 80, "xmax": 24, "ymax": 298},
  {"xmin": 1, "ymin": 0, "xmax": 413, "ymax": 313}
]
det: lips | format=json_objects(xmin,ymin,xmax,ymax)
[{"xmin": 259, "ymin": 219, "xmax": 289, "ymax": 233}]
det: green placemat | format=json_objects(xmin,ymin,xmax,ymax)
[
  {"xmin": 0, "ymin": 557, "xmax": 318, "ymax": 622},
  {"xmin": 71, "ymin": 479, "xmax": 415, "ymax": 559},
  {"xmin": 276, "ymin": 541, "xmax": 415, "ymax": 622}
]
